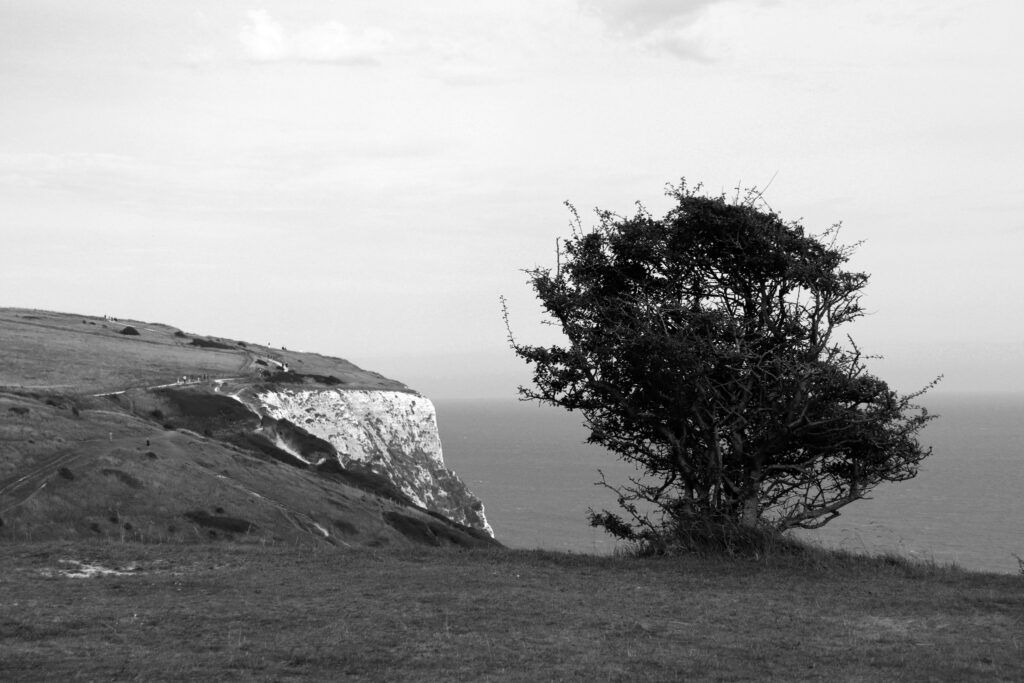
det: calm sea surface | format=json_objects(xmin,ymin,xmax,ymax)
[{"xmin": 436, "ymin": 394, "xmax": 1024, "ymax": 574}]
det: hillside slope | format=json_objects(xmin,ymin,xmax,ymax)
[{"xmin": 0, "ymin": 308, "xmax": 497, "ymax": 550}]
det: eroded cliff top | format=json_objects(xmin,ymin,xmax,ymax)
[{"xmin": 0, "ymin": 307, "xmax": 409, "ymax": 395}]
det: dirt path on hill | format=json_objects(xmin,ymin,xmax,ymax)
[
  {"xmin": 0, "ymin": 408, "xmax": 171, "ymax": 516},
  {"xmin": 92, "ymin": 375, "xmax": 248, "ymax": 397},
  {"xmin": 0, "ymin": 448, "xmax": 88, "ymax": 515}
]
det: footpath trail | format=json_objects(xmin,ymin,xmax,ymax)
[
  {"xmin": 0, "ymin": 408, "xmax": 172, "ymax": 517},
  {"xmin": 90, "ymin": 345, "xmax": 275, "ymax": 398},
  {"xmin": 0, "ymin": 448, "xmax": 87, "ymax": 515},
  {"xmin": 1, "ymin": 381, "xmax": 209, "ymax": 518},
  {"xmin": 2, "ymin": 371, "xmax": 338, "ymax": 545},
  {"xmin": 92, "ymin": 375, "xmax": 247, "ymax": 397}
]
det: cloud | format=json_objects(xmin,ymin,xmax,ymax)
[
  {"xmin": 580, "ymin": 0, "xmax": 776, "ymax": 61},
  {"xmin": 239, "ymin": 10, "xmax": 287, "ymax": 61},
  {"xmin": 238, "ymin": 10, "xmax": 396, "ymax": 65},
  {"xmin": 580, "ymin": 0, "xmax": 721, "ymax": 35},
  {"xmin": 654, "ymin": 30, "xmax": 718, "ymax": 62}
]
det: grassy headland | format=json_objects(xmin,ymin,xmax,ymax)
[{"xmin": 1, "ymin": 307, "xmax": 491, "ymax": 549}]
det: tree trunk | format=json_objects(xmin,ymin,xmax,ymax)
[{"xmin": 740, "ymin": 495, "xmax": 759, "ymax": 528}]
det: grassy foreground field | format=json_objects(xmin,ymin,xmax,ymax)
[{"xmin": 2, "ymin": 540, "xmax": 1022, "ymax": 682}]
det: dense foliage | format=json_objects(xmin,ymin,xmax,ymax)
[{"xmin": 506, "ymin": 182, "xmax": 937, "ymax": 544}]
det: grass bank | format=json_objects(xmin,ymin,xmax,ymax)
[{"xmin": 2, "ymin": 540, "xmax": 1022, "ymax": 681}]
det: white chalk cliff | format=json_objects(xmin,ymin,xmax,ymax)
[{"xmin": 256, "ymin": 388, "xmax": 493, "ymax": 536}]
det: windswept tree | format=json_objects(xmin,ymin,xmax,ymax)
[{"xmin": 505, "ymin": 181, "xmax": 937, "ymax": 545}]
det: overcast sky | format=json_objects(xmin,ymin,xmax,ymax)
[{"xmin": 2, "ymin": 0, "xmax": 1021, "ymax": 398}]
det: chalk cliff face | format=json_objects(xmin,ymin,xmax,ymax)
[{"xmin": 256, "ymin": 389, "xmax": 493, "ymax": 536}]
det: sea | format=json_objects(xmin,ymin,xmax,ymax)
[{"xmin": 436, "ymin": 393, "xmax": 1024, "ymax": 575}]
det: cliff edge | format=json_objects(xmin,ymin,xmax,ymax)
[{"xmin": 0, "ymin": 308, "xmax": 496, "ymax": 548}]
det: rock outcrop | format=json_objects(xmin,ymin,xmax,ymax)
[{"xmin": 256, "ymin": 388, "xmax": 493, "ymax": 536}]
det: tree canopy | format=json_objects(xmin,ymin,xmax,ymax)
[{"xmin": 506, "ymin": 182, "xmax": 937, "ymax": 546}]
